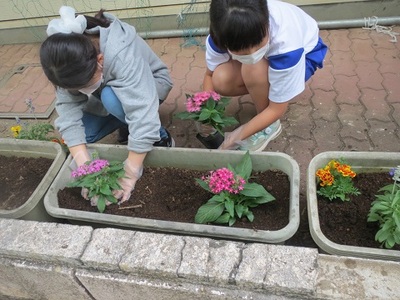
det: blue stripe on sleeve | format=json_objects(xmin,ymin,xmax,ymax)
[
  {"xmin": 208, "ymin": 36, "xmax": 227, "ymax": 54},
  {"xmin": 268, "ymin": 48, "xmax": 304, "ymax": 70}
]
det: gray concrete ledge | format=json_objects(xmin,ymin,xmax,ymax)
[{"xmin": 0, "ymin": 218, "xmax": 399, "ymax": 300}]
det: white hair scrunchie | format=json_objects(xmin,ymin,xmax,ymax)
[{"xmin": 46, "ymin": 6, "xmax": 87, "ymax": 36}]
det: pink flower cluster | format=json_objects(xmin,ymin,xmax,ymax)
[
  {"xmin": 71, "ymin": 159, "xmax": 109, "ymax": 178},
  {"xmin": 186, "ymin": 91, "xmax": 221, "ymax": 113},
  {"xmin": 203, "ymin": 168, "xmax": 246, "ymax": 194}
]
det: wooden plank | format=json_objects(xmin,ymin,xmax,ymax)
[
  {"xmin": 0, "ymin": 0, "xmax": 209, "ymax": 21},
  {"xmin": 0, "ymin": 2, "xmax": 209, "ymax": 29},
  {"xmin": 0, "ymin": 0, "xmax": 371, "ymax": 21}
]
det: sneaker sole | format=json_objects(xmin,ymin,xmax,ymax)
[{"xmin": 252, "ymin": 123, "xmax": 282, "ymax": 152}]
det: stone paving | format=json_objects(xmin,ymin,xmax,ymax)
[{"xmin": 0, "ymin": 27, "xmax": 400, "ymax": 246}]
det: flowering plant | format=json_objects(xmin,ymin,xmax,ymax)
[
  {"xmin": 316, "ymin": 159, "xmax": 360, "ymax": 201},
  {"xmin": 174, "ymin": 91, "xmax": 239, "ymax": 134},
  {"xmin": 195, "ymin": 151, "xmax": 275, "ymax": 226},
  {"xmin": 10, "ymin": 98, "xmax": 67, "ymax": 151},
  {"xmin": 367, "ymin": 166, "xmax": 400, "ymax": 248},
  {"xmin": 67, "ymin": 154, "xmax": 125, "ymax": 213}
]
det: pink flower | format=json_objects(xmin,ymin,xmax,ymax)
[
  {"xmin": 185, "ymin": 91, "xmax": 220, "ymax": 113},
  {"xmin": 71, "ymin": 159, "xmax": 109, "ymax": 178},
  {"xmin": 203, "ymin": 168, "xmax": 246, "ymax": 194}
]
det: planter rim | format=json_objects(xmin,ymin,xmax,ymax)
[
  {"xmin": 45, "ymin": 145, "xmax": 300, "ymax": 243},
  {"xmin": 307, "ymin": 150, "xmax": 400, "ymax": 261},
  {"xmin": 0, "ymin": 138, "xmax": 66, "ymax": 219}
]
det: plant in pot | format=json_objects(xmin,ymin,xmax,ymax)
[
  {"xmin": 67, "ymin": 153, "xmax": 126, "ymax": 213},
  {"xmin": 1, "ymin": 99, "xmax": 67, "ymax": 222},
  {"xmin": 367, "ymin": 165, "xmax": 400, "ymax": 249},
  {"xmin": 10, "ymin": 98, "xmax": 68, "ymax": 152},
  {"xmin": 0, "ymin": 138, "xmax": 66, "ymax": 222},
  {"xmin": 174, "ymin": 91, "xmax": 238, "ymax": 149},
  {"xmin": 307, "ymin": 151, "xmax": 400, "ymax": 261},
  {"xmin": 45, "ymin": 144, "xmax": 300, "ymax": 244},
  {"xmin": 195, "ymin": 151, "xmax": 275, "ymax": 226}
]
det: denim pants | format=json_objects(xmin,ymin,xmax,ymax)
[{"xmin": 83, "ymin": 86, "xmax": 167, "ymax": 143}]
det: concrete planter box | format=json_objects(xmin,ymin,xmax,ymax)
[
  {"xmin": 45, "ymin": 145, "xmax": 300, "ymax": 243},
  {"xmin": 307, "ymin": 151, "xmax": 400, "ymax": 261},
  {"xmin": 0, "ymin": 138, "xmax": 66, "ymax": 222}
]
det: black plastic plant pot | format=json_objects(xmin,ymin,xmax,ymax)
[{"xmin": 196, "ymin": 131, "xmax": 224, "ymax": 149}]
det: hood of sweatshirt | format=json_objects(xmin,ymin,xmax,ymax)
[{"xmin": 85, "ymin": 12, "xmax": 136, "ymax": 78}]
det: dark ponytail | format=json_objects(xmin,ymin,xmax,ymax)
[{"xmin": 85, "ymin": 9, "xmax": 111, "ymax": 30}]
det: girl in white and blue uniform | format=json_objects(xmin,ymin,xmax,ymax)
[{"xmin": 204, "ymin": 0, "xmax": 328, "ymax": 151}]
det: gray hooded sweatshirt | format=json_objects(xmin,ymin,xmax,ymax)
[{"xmin": 54, "ymin": 13, "xmax": 173, "ymax": 153}]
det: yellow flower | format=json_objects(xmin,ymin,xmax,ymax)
[{"xmin": 10, "ymin": 125, "xmax": 21, "ymax": 137}]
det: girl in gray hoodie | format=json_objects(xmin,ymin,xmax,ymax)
[{"xmin": 40, "ymin": 6, "xmax": 173, "ymax": 203}]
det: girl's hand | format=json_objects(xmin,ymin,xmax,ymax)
[
  {"xmin": 113, "ymin": 159, "xmax": 143, "ymax": 204},
  {"xmin": 218, "ymin": 125, "xmax": 245, "ymax": 150}
]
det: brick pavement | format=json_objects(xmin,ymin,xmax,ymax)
[{"xmin": 0, "ymin": 27, "xmax": 399, "ymax": 246}]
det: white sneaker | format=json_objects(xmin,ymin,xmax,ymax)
[{"xmin": 239, "ymin": 120, "xmax": 282, "ymax": 152}]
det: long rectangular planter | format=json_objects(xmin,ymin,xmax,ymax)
[
  {"xmin": 0, "ymin": 138, "xmax": 66, "ymax": 222},
  {"xmin": 307, "ymin": 151, "xmax": 400, "ymax": 261},
  {"xmin": 45, "ymin": 145, "xmax": 300, "ymax": 244}
]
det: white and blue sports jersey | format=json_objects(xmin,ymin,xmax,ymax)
[{"xmin": 205, "ymin": 0, "xmax": 327, "ymax": 103}]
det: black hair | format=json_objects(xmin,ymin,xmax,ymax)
[
  {"xmin": 209, "ymin": 0, "xmax": 269, "ymax": 51},
  {"xmin": 40, "ymin": 9, "xmax": 110, "ymax": 89}
]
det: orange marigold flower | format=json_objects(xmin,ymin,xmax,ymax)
[
  {"xmin": 316, "ymin": 169, "xmax": 334, "ymax": 186},
  {"xmin": 337, "ymin": 164, "xmax": 356, "ymax": 177}
]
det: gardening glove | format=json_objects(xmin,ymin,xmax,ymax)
[
  {"xmin": 69, "ymin": 150, "xmax": 91, "ymax": 200},
  {"xmin": 218, "ymin": 125, "xmax": 245, "ymax": 150},
  {"xmin": 195, "ymin": 122, "xmax": 217, "ymax": 137},
  {"xmin": 113, "ymin": 159, "xmax": 143, "ymax": 204}
]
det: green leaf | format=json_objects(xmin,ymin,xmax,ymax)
[
  {"xmin": 199, "ymin": 110, "xmax": 212, "ymax": 121},
  {"xmin": 235, "ymin": 204, "xmax": 244, "ymax": 218},
  {"xmin": 100, "ymin": 185, "xmax": 113, "ymax": 196},
  {"xmin": 195, "ymin": 178, "xmax": 211, "ymax": 192},
  {"xmin": 245, "ymin": 211, "xmax": 254, "ymax": 222},
  {"xmin": 214, "ymin": 213, "xmax": 230, "ymax": 224},
  {"xmin": 378, "ymin": 184, "xmax": 395, "ymax": 193},
  {"xmin": 385, "ymin": 235, "xmax": 395, "ymax": 249},
  {"xmin": 221, "ymin": 116, "xmax": 239, "ymax": 126},
  {"xmin": 174, "ymin": 111, "xmax": 198, "ymax": 120},
  {"xmin": 97, "ymin": 197, "xmax": 106, "ymax": 213},
  {"xmin": 234, "ymin": 151, "xmax": 252, "ymax": 179},
  {"xmin": 210, "ymin": 194, "xmax": 226, "ymax": 203},
  {"xmin": 225, "ymin": 199, "xmax": 235, "ymax": 217},
  {"xmin": 367, "ymin": 212, "xmax": 380, "ymax": 222},
  {"xmin": 106, "ymin": 194, "xmax": 118, "ymax": 204},
  {"xmin": 393, "ymin": 213, "xmax": 400, "ymax": 230},
  {"xmin": 211, "ymin": 113, "xmax": 224, "ymax": 124},
  {"xmin": 228, "ymin": 217, "xmax": 236, "ymax": 227},
  {"xmin": 241, "ymin": 182, "xmax": 274, "ymax": 200},
  {"xmin": 194, "ymin": 201, "xmax": 224, "ymax": 224},
  {"xmin": 205, "ymin": 98, "xmax": 217, "ymax": 110}
]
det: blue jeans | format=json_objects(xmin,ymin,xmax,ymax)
[{"xmin": 83, "ymin": 86, "xmax": 167, "ymax": 143}]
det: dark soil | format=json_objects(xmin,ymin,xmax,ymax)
[
  {"xmin": 0, "ymin": 155, "xmax": 53, "ymax": 210},
  {"xmin": 5, "ymin": 154, "xmax": 397, "ymax": 252},
  {"xmin": 58, "ymin": 167, "xmax": 291, "ymax": 231},
  {"xmin": 317, "ymin": 172, "xmax": 400, "ymax": 251}
]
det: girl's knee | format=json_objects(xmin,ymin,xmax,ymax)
[
  {"xmin": 100, "ymin": 86, "xmax": 116, "ymax": 109},
  {"xmin": 212, "ymin": 69, "xmax": 239, "ymax": 94},
  {"xmin": 100, "ymin": 86, "xmax": 124, "ymax": 121},
  {"xmin": 241, "ymin": 61, "xmax": 269, "ymax": 84}
]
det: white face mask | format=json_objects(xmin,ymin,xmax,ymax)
[
  {"xmin": 229, "ymin": 41, "xmax": 270, "ymax": 65},
  {"xmin": 79, "ymin": 73, "xmax": 103, "ymax": 95},
  {"xmin": 79, "ymin": 62, "xmax": 103, "ymax": 95}
]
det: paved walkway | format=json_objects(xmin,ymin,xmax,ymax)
[{"xmin": 0, "ymin": 27, "xmax": 399, "ymax": 246}]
